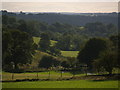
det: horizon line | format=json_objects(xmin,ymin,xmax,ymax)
[{"xmin": 1, "ymin": 10, "xmax": 118, "ymax": 13}]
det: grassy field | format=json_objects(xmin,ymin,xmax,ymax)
[
  {"xmin": 61, "ymin": 51, "xmax": 79, "ymax": 57},
  {"xmin": 33, "ymin": 37, "xmax": 79, "ymax": 57},
  {"xmin": 2, "ymin": 80, "xmax": 119, "ymax": 88},
  {"xmin": 2, "ymin": 71, "xmax": 82, "ymax": 81},
  {"xmin": 33, "ymin": 37, "xmax": 57, "ymax": 46},
  {"xmin": 33, "ymin": 37, "xmax": 41, "ymax": 45}
]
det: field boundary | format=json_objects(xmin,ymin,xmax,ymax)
[{"xmin": 2, "ymin": 74, "xmax": 119, "ymax": 83}]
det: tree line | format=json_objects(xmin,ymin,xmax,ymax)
[{"xmin": 1, "ymin": 10, "xmax": 118, "ymax": 26}]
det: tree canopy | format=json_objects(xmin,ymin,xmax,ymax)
[
  {"xmin": 77, "ymin": 38, "xmax": 111, "ymax": 69},
  {"xmin": 2, "ymin": 29, "xmax": 36, "ymax": 70}
]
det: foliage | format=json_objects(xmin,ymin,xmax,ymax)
[
  {"xmin": 2, "ymin": 10, "xmax": 118, "ymax": 26},
  {"xmin": 49, "ymin": 46, "xmax": 61, "ymax": 56},
  {"xmin": 93, "ymin": 34, "xmax": 119, "ymax": 74},
  {"xmin": 83, "ymin": 22, "xmax": 117, "ymax": 37},
  {"xmin": 38, "ymin": 55, "xmax": 60, "ymax": 69},
  {"xmin": 56, "ymin": 33, "xmax": 72, "ymax": 50},
  {"xmin": 2, "ymin": 13, "xmax": 117, "ymax": 53},
  {"xmin": 38, "ymin": 33, "xmax": 51, "ymax": 52},
  {"xmin": 93, "ymin": 50, "xmax": 118, "ymax": 75},
  {"xmin": 77, "ymin": 38, "xmax": 110, "ymax": 69},
  {"xmin": 2, "ymin": 30, "xmax": 36, "ymax": 71},
  {"xmin": 66, "ymin": 57, "xmax": 78, "ymax": 68},
  {"xmin": 109, "ymin": 34, "xmax": 120, "ymax": 68},
  {"xmin": 61, "ymin": 61, "xmax": 70, "ymax": 68}
]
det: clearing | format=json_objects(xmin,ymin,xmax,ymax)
[{"xmin": 61, "ymin": 51, "xmax": 79, "ymax": 57}]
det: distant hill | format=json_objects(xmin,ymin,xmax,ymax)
[{"xmin": 2, "ymin": 11, "xmax": 118, "ymax": 26}]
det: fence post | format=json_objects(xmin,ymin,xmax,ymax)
[
  {"xmin": 12, "ymin": 73, "xmax": 14, "ymax": 80},
  {"xmin": 11, "ymin": 62, "xmax": 15, "ymax": 80},
  {"xmin": 37, "ymin": 72, "xmax": 39, "ymax": 79},
  {"xmin": 61, "ymin": 71, "xmax": 62, "ymax": 79},
  {"xmin": 48, "ymin": 70, "xmax": 50, "ymax": 79}
]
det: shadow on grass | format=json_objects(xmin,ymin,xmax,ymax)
[{"xmin": 2, "ymin": 78, "xmax": 73, "ymax": 83}]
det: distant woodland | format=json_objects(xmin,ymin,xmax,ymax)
[{"xmin": 1, "ymin": 10, "xmax": 119, "ymax": 75}]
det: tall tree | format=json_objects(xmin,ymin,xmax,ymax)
[
  {"xmin": 77, "ymin": 38, "xmax": 110, "ymax": 69},
  {"xmin": 38, "ymin": 55, "xmax": 60, "ymax": 69},
  {"xmin": 56, "ymin": 33, "xmax": 73, "ymax": 51},
  {"xmin": 93, "ymin": 50, "xmax": 118, "ymax": 75},
  {"xmin": 2, "ymin": 30, "xmax": 36, "ymax": 70},
  {"xmin": 17, "ymin": 19, "xmax": 28, "ymax": 32},
  {"xmin": 39, "ymin": 33, "xmax": 51, "ymax": 52}
]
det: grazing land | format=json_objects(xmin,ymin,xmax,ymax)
[
  {"xmin": 2, "ymin": 80, "xmax": 118, "ymax": 88},
  {"xmin": 2, "ymin": 71, "xmax": 80, "ymax": 81},
  {"xmin": 33, "ymin": 37, "xmax": 57, "ymax": 46},
  {"xmin": 33, "ymin": 37, "xmax": 41, "ymax": 45},
  {"xmin": 61, "ymin": 51, "xmax": 79, "ymax": 57},
  {"xmin": 2, "ymin": 71, "xmax": 119, "ymax": 88}
]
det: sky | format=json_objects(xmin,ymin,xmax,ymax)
[{"xmin": 2, "ymin": 2, "xmax": 119, "ymax": 13}]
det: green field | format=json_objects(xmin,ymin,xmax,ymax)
[
  {"xmin": 2, "ymin": 80, "xmax": 119, "ymax": 88},
  {"xmin": 2, "ymin": 71, "xmax": 119, "ymax": 88},
  {"xmin": 33, "ymin": 37, "xmax": 41, "ymax": 45},
  {"xmin": 33, "ymin": 37, "xmax": 57, "ymax": 46},
  {"xmin": 61, "ymin": 51, "xmax": 79, "ymax": 57},
  {"xmin": 2, "ymin": 71, "xmax": 81, "ymax": 81},
  {"xmin": 33, "ymin": 37, "xmax": 79, "ymax": 57}
]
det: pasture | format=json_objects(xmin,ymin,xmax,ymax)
[
  {"xmin": 33, "ymin": 37, "xmax": 57, "ymax": 46},
  {"xmin": 2, "ymin": 71, "xmax": 119, "ymax": 88},
  {"xmin": 2, "ymin": 80, "xmax": 119, "ymax": 88},
  {"xmin": 2, "ymin": 71, "xmax": 82, "ymax": 81},
  {"xmin": 61, "ymin": 51, "xmax": 79, "ymax": 57}
]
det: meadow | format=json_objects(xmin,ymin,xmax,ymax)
[
  {"xmin": 33, "ymin": 37, "xmax": 57, "ymax": 46},
  {"xmin": 2, "ymin": 71, "xmax": 119, "ymax": 88},
  {"xmin": 61, "ymin": 51, "xmax": 79, "ymax": 57},
  {"xmin": 2, "ymin": 80, "xmax": 119, "ymax": 88},
  {"xmin": 2, "ymin": 71, "xmax": 82, "ymax": 81},
  {"xmin": 33, "ymin": 37, "xmax": 79, "ymax": 57}
]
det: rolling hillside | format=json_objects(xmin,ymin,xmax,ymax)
[
  {"xmin": 31, "ymin": 37, "xmax": 58, "ymax": 69},
  {"xmin": 33, "ymin": 37, "xmax": 57, "ymax": 46}
]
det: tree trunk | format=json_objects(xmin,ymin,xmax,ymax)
[
  {"xmin": 48, "ymin": 71, "xmax": 50, "ymax": 79},
  {"xmin": 12, "ymin": 73, "xmax": 14, "ymax": 80},
  {"xmin": 61, "ymin": 71, "xmax": 62, "ymax": 79},
  {"xmin": 14, "ymin": 63, "xmax": 18, "ymax": 70},
  {"xmin": 109, "ymin": 71, "xmax": 112, "ymax": 75},
  {"xmin": 37, "ymin": 72, "xmax": 39, "ymax": 79}
]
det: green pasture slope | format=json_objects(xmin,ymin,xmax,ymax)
[
  {"xmin": 33, "ymin": 37, "xmax": 57, "ymax": 46},
  {"xmin": 33, "ymin": 37, "xmax": 41, "ymax": 45},
  {"xmin": 33, "ymin": 37, "xmax": 79, "ymax": 57},
  {"xmin": 61, "ymin": 51, "xmax": 79, "ymax": 57},
  {"xmin": 2, "ymin": 80, "xmax": 119, "ymax": 88}
]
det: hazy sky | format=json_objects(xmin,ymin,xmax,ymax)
[{"xmin": 2, "ymin": 2, "xmax": 118, "ymax": 13}]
